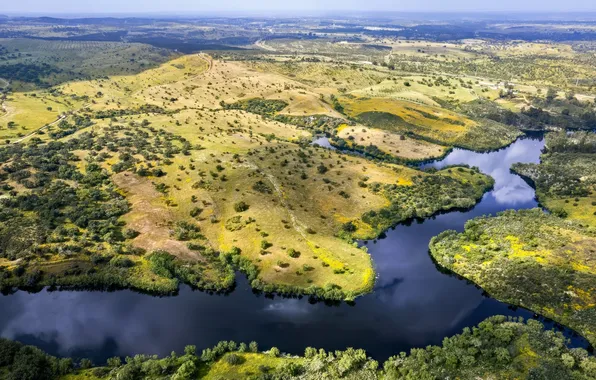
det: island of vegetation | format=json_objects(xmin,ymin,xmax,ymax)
[{"xmin": 2, "ymin": 315, "xmax": 596, "ymax": 380}]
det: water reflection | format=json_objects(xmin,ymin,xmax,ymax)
[
  {"xmin": 422, "ymin": 137, "xmax": 543, "ymax": 207},
  {"xmin": 1, "ymin": 135, "xmax": 585, "ymax": 364},
  {"xmin": 311, "ymin": 136, "xmax": 336, "ymax": 150}
]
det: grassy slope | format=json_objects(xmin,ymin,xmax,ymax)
[
  {"xmin": 340, "ymin": 96, "xmax": 522, "ymax": 151},
  {"xmin": 336, "ymin": 124, "xmax": 448, "ymax": 161},
  {"xmin": 430, "ymin": 209, "xmax": 596, "ymax": 346},
  {"xmin": 201, "ymin": 353, "xmax": 304, "ymax": 380},
  {"xmin": 0, "ymin": 52, "xmax": 498, "ymax": 299}
]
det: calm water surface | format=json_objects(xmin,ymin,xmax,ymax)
[{"xmin": 0, "ymin": 135, "xmax": 587, "ymax": 363}]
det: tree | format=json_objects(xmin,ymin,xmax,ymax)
[
  {"xmin": 224, "ymin": 353, "xmax": 243, "ymax": 365},
  {"xmin": 546, "ymin": 88, "xmax": 557, "ymax": 103},
  {"xmin": 233, "ymin": 201, "xmax": 249, "ymax": 212},
  {"xmin": 107, "ymin": 356, "xmax": 122, "ymax": 368},
  {"xmin": 171, "ymin": 361, "xmax": 196, "ymax": 380},
  {"xmin": 342, "ymin": 221, "xmax": 357, "ymax": 232},
  {"xmin": 249, "ymin": 341, "xmax": 258, "ymax": 353},
  {"xmin": 317, "ymin": 164, "xmax": 328, "ymax": 174}
]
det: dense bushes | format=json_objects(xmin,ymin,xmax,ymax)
[
  {"xmin": 0, "ymin": 63, "xmax": 61, "ymax": 86},
  {"xmin": 385, "ymin": 316, "xmax": 596, "ymax": 379},
  {"xmin": 220, "ymin": 98, "xmax": 288, "ymax": 116},
  {"xmin": 274, "ymin": 114, "xmax": 349, "ymax": 135},
  {"xmin": 233, "ymin": 201, "xmax": 249, "ymax": 212},
  {"xmin": 462, "ymin": 98, "xmax": 596, "ymax": 132},
  {"xmin": 511, "ymin": 132, "xmax": 596, "ymax": 199},
  {"xmin": 252, "ymin": 180, "xmax": 273, "ymax": 194},
  {"xmin": 360, "ymin": 168, "xmax": 493, "ymax": 237},
  {"xmin": 0, "ymin": 338, "xmax": 73, "ymax": 380}
]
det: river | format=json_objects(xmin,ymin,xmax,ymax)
[{"xmin": 0, "ymin": 134, "xmax": 588, "ymax": 364}]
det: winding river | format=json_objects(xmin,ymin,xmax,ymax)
[{"xmin": 0, "ymin": 134, "xmax": 588, "ymax": 364}]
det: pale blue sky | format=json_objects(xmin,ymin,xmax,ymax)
[{"xmin": 2, "ymin": 0, "xmax": 596, "ymax": 14}]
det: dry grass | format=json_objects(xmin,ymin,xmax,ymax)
[
  {"xmin": 337, "ymin": 124, "xmax": 447, "ymax": 160},
  {"xmin": 112, "ymin": 172, "xmax": 205, "ymax": 262},
  {"xmin": 543, "ymin": 195, "xmax": 596, "ymax": 228}
]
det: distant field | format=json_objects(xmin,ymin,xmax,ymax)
[
  {"xmin": 0, "ymin": 38, "xmax": 174, "ymax": 90},
  {"xmin": 258, "ymin": 37, "xmax": 391, "ymax": 60},
  {"xmin": 247, "ymin": 60, "xmax": 390, "ymax": 92},
  {"xmin": 339, "ymin": 96, "xmax": 521, "ymax": 150}
]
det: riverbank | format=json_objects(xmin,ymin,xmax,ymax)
[
  {"xmin": 3, "ymin": 134, "xmax": 585, "ymax": 365},
  {"xmin": 2, "ymin": 315, "xmax": 594, "ymax": 379}
]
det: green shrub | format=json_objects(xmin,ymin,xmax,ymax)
[
  {"xmin": 234, "ymin": 201, "xmax": 249, "ymax": 212},
  {"xmin": 109, "ymin": 256, "xmax": 134, "ymax": 268},
  {"xmin": 288, "ymin": 248, "xmax": 300, "ymax": 258},
  {"xmin": 224, "ymin": 353, "xmax": 244, "ymax": 365}
]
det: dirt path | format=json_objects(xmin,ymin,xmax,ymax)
[
  {"xmin": 241, "ymin": 159, "xmax": 308, "ymax": 240},
  {"xmin": 255, "ymin": 39, "xmax": 277, "ymax": 52},
  {"xmin": 0, "ymin": 78, "xmax": 9, "ymax": 117},
  {"xmin": 197, "ymin": 53, "xmax": 213, "ymax": 72},
  {"xmin": 11, "ymin": 114, "xmax": 67, "ymax": 144}
]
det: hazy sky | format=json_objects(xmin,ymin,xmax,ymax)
[{"xmin": 3, "ymin": 0, "xmax": 596, "ymax": 15}]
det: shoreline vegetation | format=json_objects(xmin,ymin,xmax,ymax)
[
  {"xmin": 511, "ymin": 131, "xmax": 596, "ymax": 227},
  {"xmin": 2, "ymin": 315, "xmax": 596, "ymax": 379}
]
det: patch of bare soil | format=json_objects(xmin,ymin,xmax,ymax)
[{"xmin": 113, "ymin": 172, "xmax": 204, "ymax": 262}]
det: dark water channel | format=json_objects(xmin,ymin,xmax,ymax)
[{"xmin": 0, "ymin": 134, "xmax": 588, "ymax": 364}]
